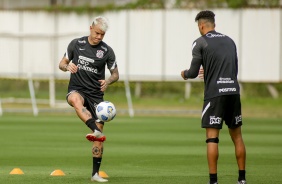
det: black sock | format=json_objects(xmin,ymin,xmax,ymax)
[
  {"xmin": 238, "ymin": 170, "xmax": 246, "ymax": 181},
  {"xmin": 209, "ymin": 173, "xmax": 217, "ymax": 183},
  {"xmin": 92, "ymin": 157, "xmax": 102, "ymax": 176},
  {"xmin": 85, "ymin": 118, "xmax": 100, "ymax": 132}
]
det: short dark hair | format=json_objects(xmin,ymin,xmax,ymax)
[{"xmin": 195, "ymin": 10, "xmax": 215, "ymax": 23}]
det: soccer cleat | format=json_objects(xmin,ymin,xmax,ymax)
[
  {"xmin": 237, "ymin": 180, "xmax": 247, "ymax": 184},
  {"xmin": 86, "ymin": 130, "xmax": 106, "ymax": 142},
  {"xmin": 91, "ymin": 172, "xmax": 108, "ymax": 182},
  {"xmin": 208, "ymin": 182, "xmax": 218, "ymax": 184}
]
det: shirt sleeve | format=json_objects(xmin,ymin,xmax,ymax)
[
  {"xmin": 184, "ymin": 58, "xmax": 202, "ymax": 79},
  {"xmin": 106, "ymin": 46, "xmax": 117, "ymax": 70},
  {"xmin": 234, "ymin": 42, "xmax": 238, "ymax": 76},
  {"xmin": 64, "ymin": 39, "xmax": 76, "ymax": 61},
  {"xmin": 184, "ymin": 38, "xmax": 206, "ymax": 79},
  {"xmin": 192, "ymin": 39, "xmax": 203, "ymax": 59}
]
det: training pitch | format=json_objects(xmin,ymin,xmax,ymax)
[{"xmin": 0, "ymin": 115, "xmax": 281, "ymax": 184}]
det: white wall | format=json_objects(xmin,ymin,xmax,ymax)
[
  {"xmin": 240, "ymin": 9, "xmax": 281, "ymax": 82},
  {"xmin": 0, "ymin": 9, "xmax": 281, "ymax": 82}
]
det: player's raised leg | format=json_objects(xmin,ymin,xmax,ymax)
[
  {"xmin": 67, "ymin": 91, "xmax": 106, "ymax": 142},
  {"xmin": 229, "ymin": 127, "xmax": 247, "ymax": 184},
  {"xmin": 90, "ymin": 123, "xmax": 108, "ymax": 182},
  {"xmin": 86, "ymin": 120, "xmax": 106, "ymax": 142},
  {"xmin": 206, "ymin": 128, "xmax": 220, "ymax": 184}
]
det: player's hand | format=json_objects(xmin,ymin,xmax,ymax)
[
  {"xmin": 198, "ymin": 67, "xmax": 204, "ymax": 79},
  {"xmin": 67, "ymin": 62, "xmax": 78, "ymax": 73},
  {"xmin": 181, "ymin": 70, "xmax": 188, "ymax": 80},
  {"xmin": 99, "ymin": 80, "xmax": 109, "ymax": 92}
]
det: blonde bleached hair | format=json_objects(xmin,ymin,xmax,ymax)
[{"xmin": 92, "ymin": 16, "xmax": 109, "ymax": 32}]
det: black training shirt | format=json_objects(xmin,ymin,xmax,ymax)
[
  {"xmin": 185, "ymin": 30, "xmax": 240, "ymax": 100},
  {"xmin": 64, "ymin": 36, "xmax": 117, "ymax": 98}
]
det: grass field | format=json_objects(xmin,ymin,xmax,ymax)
[{"xmin": 0, "ymin": 115, "xmax": 282, "ymax": 184}]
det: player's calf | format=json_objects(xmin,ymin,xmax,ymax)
[{"xmin": 86, "ymin": 118, "xmax": 102, "ymax": 132}]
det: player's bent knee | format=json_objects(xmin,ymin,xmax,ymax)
[
  {"xmin": 68, "ymin": 95, "xmax": 83, "ymax": 107},
  {"xmin": 206, "ymin": 137, "xmax": 219, "ymax": 143}
]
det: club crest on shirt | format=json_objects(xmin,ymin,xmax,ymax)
[{"xmin": 96, "ymin": 50, "xmax": 104, "ymax": 58}]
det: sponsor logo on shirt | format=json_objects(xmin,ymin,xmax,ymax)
[
  {"xmin": 219, "ymin": 88, "xmax": 236, "ymax": 93},
  {"xmin": 78, "ymin": 55, "xmax": 94, "ymax": 63},
  {"xmin": 206, "ymin": 33, "xmax": 226, "ymax": 38},
  {"xmin": 77, "ymin": 55, "xmax": 97, "ymax": 73},
  {"xmin": 209, "ymin": 116, "xmax": 222, "ymax": 125},
  {"xmin": 217, "ymin": 77, "xmax": 235, "ymax": 84}
]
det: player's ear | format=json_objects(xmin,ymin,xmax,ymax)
[
  {"xmin": 200, "ymin": 24, "xmax": 204, "ymax": 31},
  {"xmin": 199, "ymin": 22, "xmax": 204, "ymax": 30}
]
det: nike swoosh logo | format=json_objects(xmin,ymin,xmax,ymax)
[
  {"xmin": 79, "ymin": 48, "xmax": 85, "ymax": 50},
  {"xmin": 192, "ymin": 42, "xmax": 196, "ymax": 50}
]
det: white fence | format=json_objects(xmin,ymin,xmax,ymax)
[
  {"xmin": 0, "ymin": 9, "xmax": 281, "ymax": 116},
  {"xmin": 0, "ymin": 9, "xmax": 282, "ymax": 82}
]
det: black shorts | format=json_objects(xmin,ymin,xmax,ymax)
[
  {"xmin": 201, "ymin": 94, "xmax": 242, "ymax": 129},
  {"xmin": 66, "ymin": 90, "xmax": 104, "ymax": 124}
]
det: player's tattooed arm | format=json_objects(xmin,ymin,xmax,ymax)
[
  {"xmin": 82, "ymin": 107, "xmax": 92, "ymax": 118},
  {"xmin": 59, "ymin": 57, "xmax": 70, "ymax": 72},
  {"xmin": 99, "ymin": 67, "xmax": 119, "ymax": 92},
  {"xmin": 59, "ymin": 57, "xmax": 78, "ymax": 73},
  {"xmin": 106, "ymin": 67, "xmax": 119, "ymax": 85}
]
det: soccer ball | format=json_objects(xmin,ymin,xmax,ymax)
[{"xmin": 95, "ymin": 101, "xmax": 116, "ymax": 122}]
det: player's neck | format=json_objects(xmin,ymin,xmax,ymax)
[{"xmin": 202, "ymin": 28, "xmax": 215, "ymax": 35}]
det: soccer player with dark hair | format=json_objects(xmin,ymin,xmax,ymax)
[
  {"xmin": 181, "ymin": 10, "xmax": 247, "ymax": 184},
  {"xmin": 59, "ymin": 16, "xmax": 119, "ymax": 182}
]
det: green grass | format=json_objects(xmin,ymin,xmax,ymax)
[{"xmin": 0, "ymin": 115, "xmax": 282, "ymax": 183}]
